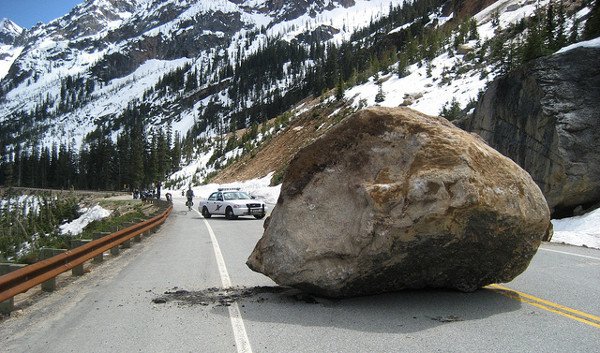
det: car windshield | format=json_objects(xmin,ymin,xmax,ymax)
[{"xmin": 223, "ymin": 192, "xmax": 252, "ymax": 201}]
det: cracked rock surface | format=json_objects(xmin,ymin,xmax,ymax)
[
  {"xmin": 247, "ymin": 107, "xmax": 550, "ymax": 298},
  {"xmin": 458, "ymin": 47, "xmax": 600, "ymax": 216}
]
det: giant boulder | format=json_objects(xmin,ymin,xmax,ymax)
[
  {"xmin": 457, "ymin": 46, "xmax": 600, "ymax": 216},
  {"xmin": 247, "ymin": 107, "xmax": 550, "ymax": 298}
]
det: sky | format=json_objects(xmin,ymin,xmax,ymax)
[{"xmin": 0, "ymin": 0, "xmax": 83, "ymax": 28}]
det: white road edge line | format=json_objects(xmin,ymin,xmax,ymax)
[
  {"xmin": 539, "ymin": 246, "xmax": 600, "ymax": 260},
  {"xmin": 198, "ymin": 212, "xmax": 253, "ymax": 353}
]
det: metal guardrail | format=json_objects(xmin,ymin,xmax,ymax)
[{"xmin": 0, "ymin": 204, "xmax": 173, "ymax": 303}]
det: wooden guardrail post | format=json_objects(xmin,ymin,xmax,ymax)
[
  {"xmin": 132, "ymin": 218, "xmax": 151, "ymax": 238},
  {"xmin": 0, "ymin": 263, "xmax": 27, "ymax": 314},
  {"xmin": 121, "ymin": 239, "xmax": 131, "ymax": 249},
  {"xmin": 69, "ymin": 239, "xmax": 91, "ymax": 276},
  {"xmin": 39, "ymin": 248, "xmax": 67, "ymax": 291},
  {"xmin": 120, "ymin": 226, "xmax": 132, "ymax": 248},
  {"xmin": 110, "ymin": 227, "xmax": 123, "ymax": 256},
  {"xmin": 133, "ymin": 220, "xmax": 144, "ymax": 242},
  {"xmin": 92, "ymin": 232, "xmax": 110, "ymax": 263}
]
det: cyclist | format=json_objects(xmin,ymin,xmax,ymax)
[{"xmin": 185, "ymin": 186, "xmax": 194, "ymax": 211}]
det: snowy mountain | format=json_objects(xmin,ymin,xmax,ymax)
[
  {"xmin": 203, "ymin": 0, "xmax": 597, "ymax": 189},
  {"xmin": 0, "ymin": 19, "xmax": 23, "ymax": 45},
  {"xmin": 0, "ymin": 0, "xmax": 416, "ymax": 148},
  {"xmin": 0, "ymin": 19, "xmax": 24, "ymax": 80},
  {"xmin": 0, "ymin": 0, "xmax": 597, "ymax": 191}
]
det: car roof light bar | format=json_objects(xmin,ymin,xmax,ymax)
[{"xmin": 217, "ymin": 187, "xmax": 241, "ymax": 191}]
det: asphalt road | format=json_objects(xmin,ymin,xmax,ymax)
[{"xmin": 1, "ymin": 200, "xmax": 599, "ymax": 352}]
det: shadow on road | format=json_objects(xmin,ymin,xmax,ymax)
[{"xmin": 153, "ymin": 285, "xmax": 521, "ymax": 334}]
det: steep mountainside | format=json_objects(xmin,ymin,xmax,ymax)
[
  {"xmin": 0, "ymin": 0, "xmax": 407, "ymax": 147},
  {"xmin": 459, "ymin": 45, "xmax": 600, "ymax": 216},
  {"xmin": 211, "ymin": 0, "xmax": 595, "ymax": 187},
  {"xmin": 0, "ymin": 19, "xmax": 24, "ymax": 79},
  {"xmin": 0, "ymin": 0, "xmax": 596, "ymax": 193},
  {"xmin": 0, "ymin": 0, "xmax": 456, "ymax": 190}
]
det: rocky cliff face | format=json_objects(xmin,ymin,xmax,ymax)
[
  {"xmin": 256, "ymin": 0, "xmax": 356, "ymax": 21},
  {"xmin": 458, "ymin": 47, "xmax": 600, "ymax": 216}
]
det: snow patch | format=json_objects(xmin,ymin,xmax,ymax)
[
  {"xmin": 551, "ymin": 208, "xmax": 600, "ymax": 249},
  {"xmin": 59, "ymin": 205, "xmax": 112, "ymax": 236},
  {"xmin": 0, "ymin": 45, "xmax": 23, "ymax": 80},
  {"xmin": 555, "ymin": 36, "xmax": 600, "ymax": 54},
  {"xmin": 169, "ymin": 173, "xmax": 281, "ymax": 205}
]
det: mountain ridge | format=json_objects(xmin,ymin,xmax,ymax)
[
  {"xmin": 0, "ymin": 0, "xmax": 408, "ymax": 148},
  {"xmin": 0, "ymin": 18, "xmax": 23, "ymax": 45},
  {"xmin": 0, "ymin": 0, "xmax": 596, "ymax": 194}
]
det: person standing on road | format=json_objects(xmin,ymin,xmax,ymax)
[{"xmin": 156, "ymin": 181, "xmax": 162, "ymax": 200}]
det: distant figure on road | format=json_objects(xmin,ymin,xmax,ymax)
[{"xmin": 185, "ymin": 187, "xmax": 194, "ymax": 211}]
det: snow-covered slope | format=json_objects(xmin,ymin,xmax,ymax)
[
  {"xmin": 2, "ymin": 0, "xmax": 596, "ymax": 193},
  {"xmin": 0, "ymin": 18, "xmax": 24, "ymax": 80},
  {"xmin": 0, "ymin": 0, "xmax": 406, "ymax": 148},
  {"xmin": 345, "ymin": 0, "xmax": 594, "ymax": 117},
  {"xmin": 345, "ymin": 0, "xmax": 547, "ymax": 116},
  {"xmin": 0, "ymin": 18, "xmax": 23, "ymax": 44}
]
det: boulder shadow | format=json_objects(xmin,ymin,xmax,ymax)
[{"xmin": 153, "ymin": 285, "xmax": 522, "ymax": 334}]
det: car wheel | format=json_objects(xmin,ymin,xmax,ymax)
[
  {"xmin": 202, "ymin": 206, "xmax": 212, "ymax": 218},
  {"xmin": 254, "ymin": 214, "xmax": 265, "ymax": 219},
  {"xmin": 225, "ymin": 207, "xmax": 237, "ymax": 220}
]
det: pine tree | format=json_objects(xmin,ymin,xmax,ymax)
[
  {"xmin": 569, "ymin": 16, "xmax": 579, "ymax": 43},
  {"xmin": 439, "ymin": 98, "xmax": 462, "ymax": 121},
  {"xmin": 3, "ymin": 147, "xmax": 14, "ymax": 186},
  {"xmin": 583, "ymin": 0, "xmax": 600, "ymax": 40},
  {"xmin": 116, "ymin": 132, "xmax": 131, "ymax": 190},
  {"xmin": 468, "ymin": 19, "xmax": 479, "ymax": 41},
  {"xmin": 545, "ymin": 1, "xmax": 556, "ymax": 47},
  {"xmin": 56, "ymin": 143, "xmax": 72, "ymax": 188},
  {"xmin": 49, "ymin": 143, "xmax": 58, "ymax": 187},
  {"xmin": 39, "ymin": 147, "xmax": 50, "ymax": 188},
  {"xmin": 170, "ymin": 131, "xmax": 182, "ymax": 173},
  {"xmin": 375, "ymin": 82, "xmax": 386, "ymax": 103},
  {"xmin": 522, "ymin": 20, "xmax": 546, "ymax": 62},
  {"xmin": 78, "ymin": 146, "xmax": 91, "ymax": 189},
  {"xmin": 156, "ymin": 128, "xmax": 169, "ymax": 181},
  {"xmin": 146, "ymin": 131, "xmax": 158, "ymax": 188},
  {"xmin": 335, "ymin": 76, "xmax": 345, "ymax": 101},
  {"xmin": 396, "ymin": 53, "xmax": 410, "ymax": 78},
  {"xmin": 555, "ymin": 0, "xmax": 567, "ymax": 48},
  {"xmin": 129, "ymin": 121, "xmax": 145, "ymax": 190}
]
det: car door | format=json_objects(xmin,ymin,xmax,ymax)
[
  {"xmin": 206, "ymin": 193, "xmax": 220, "ymax": 214},
  {"xmin": 213, "ymin": 192, "xmax": 224, "ymax": 214}
]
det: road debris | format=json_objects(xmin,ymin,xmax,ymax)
[{"xmin": 151, "ymin": 286, "xmax": 322, "ymax": 307}]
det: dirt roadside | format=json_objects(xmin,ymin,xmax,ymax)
[{"xmin": 211, "ymin": 96, "xmax": 355, "ymax": 184}]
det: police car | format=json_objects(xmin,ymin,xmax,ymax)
[{"xmin": 199, "ymin": 188, "xmax": 267, "ymax": 220}]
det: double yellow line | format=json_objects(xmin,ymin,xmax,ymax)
[{"xmin": 487, "ymin": 284, "xmax": 600, "ymax": 329}]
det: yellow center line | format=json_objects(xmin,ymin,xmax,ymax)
[{"xmin": 486, "ymin": 284, "xmax": 600, "ymax": 329}]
